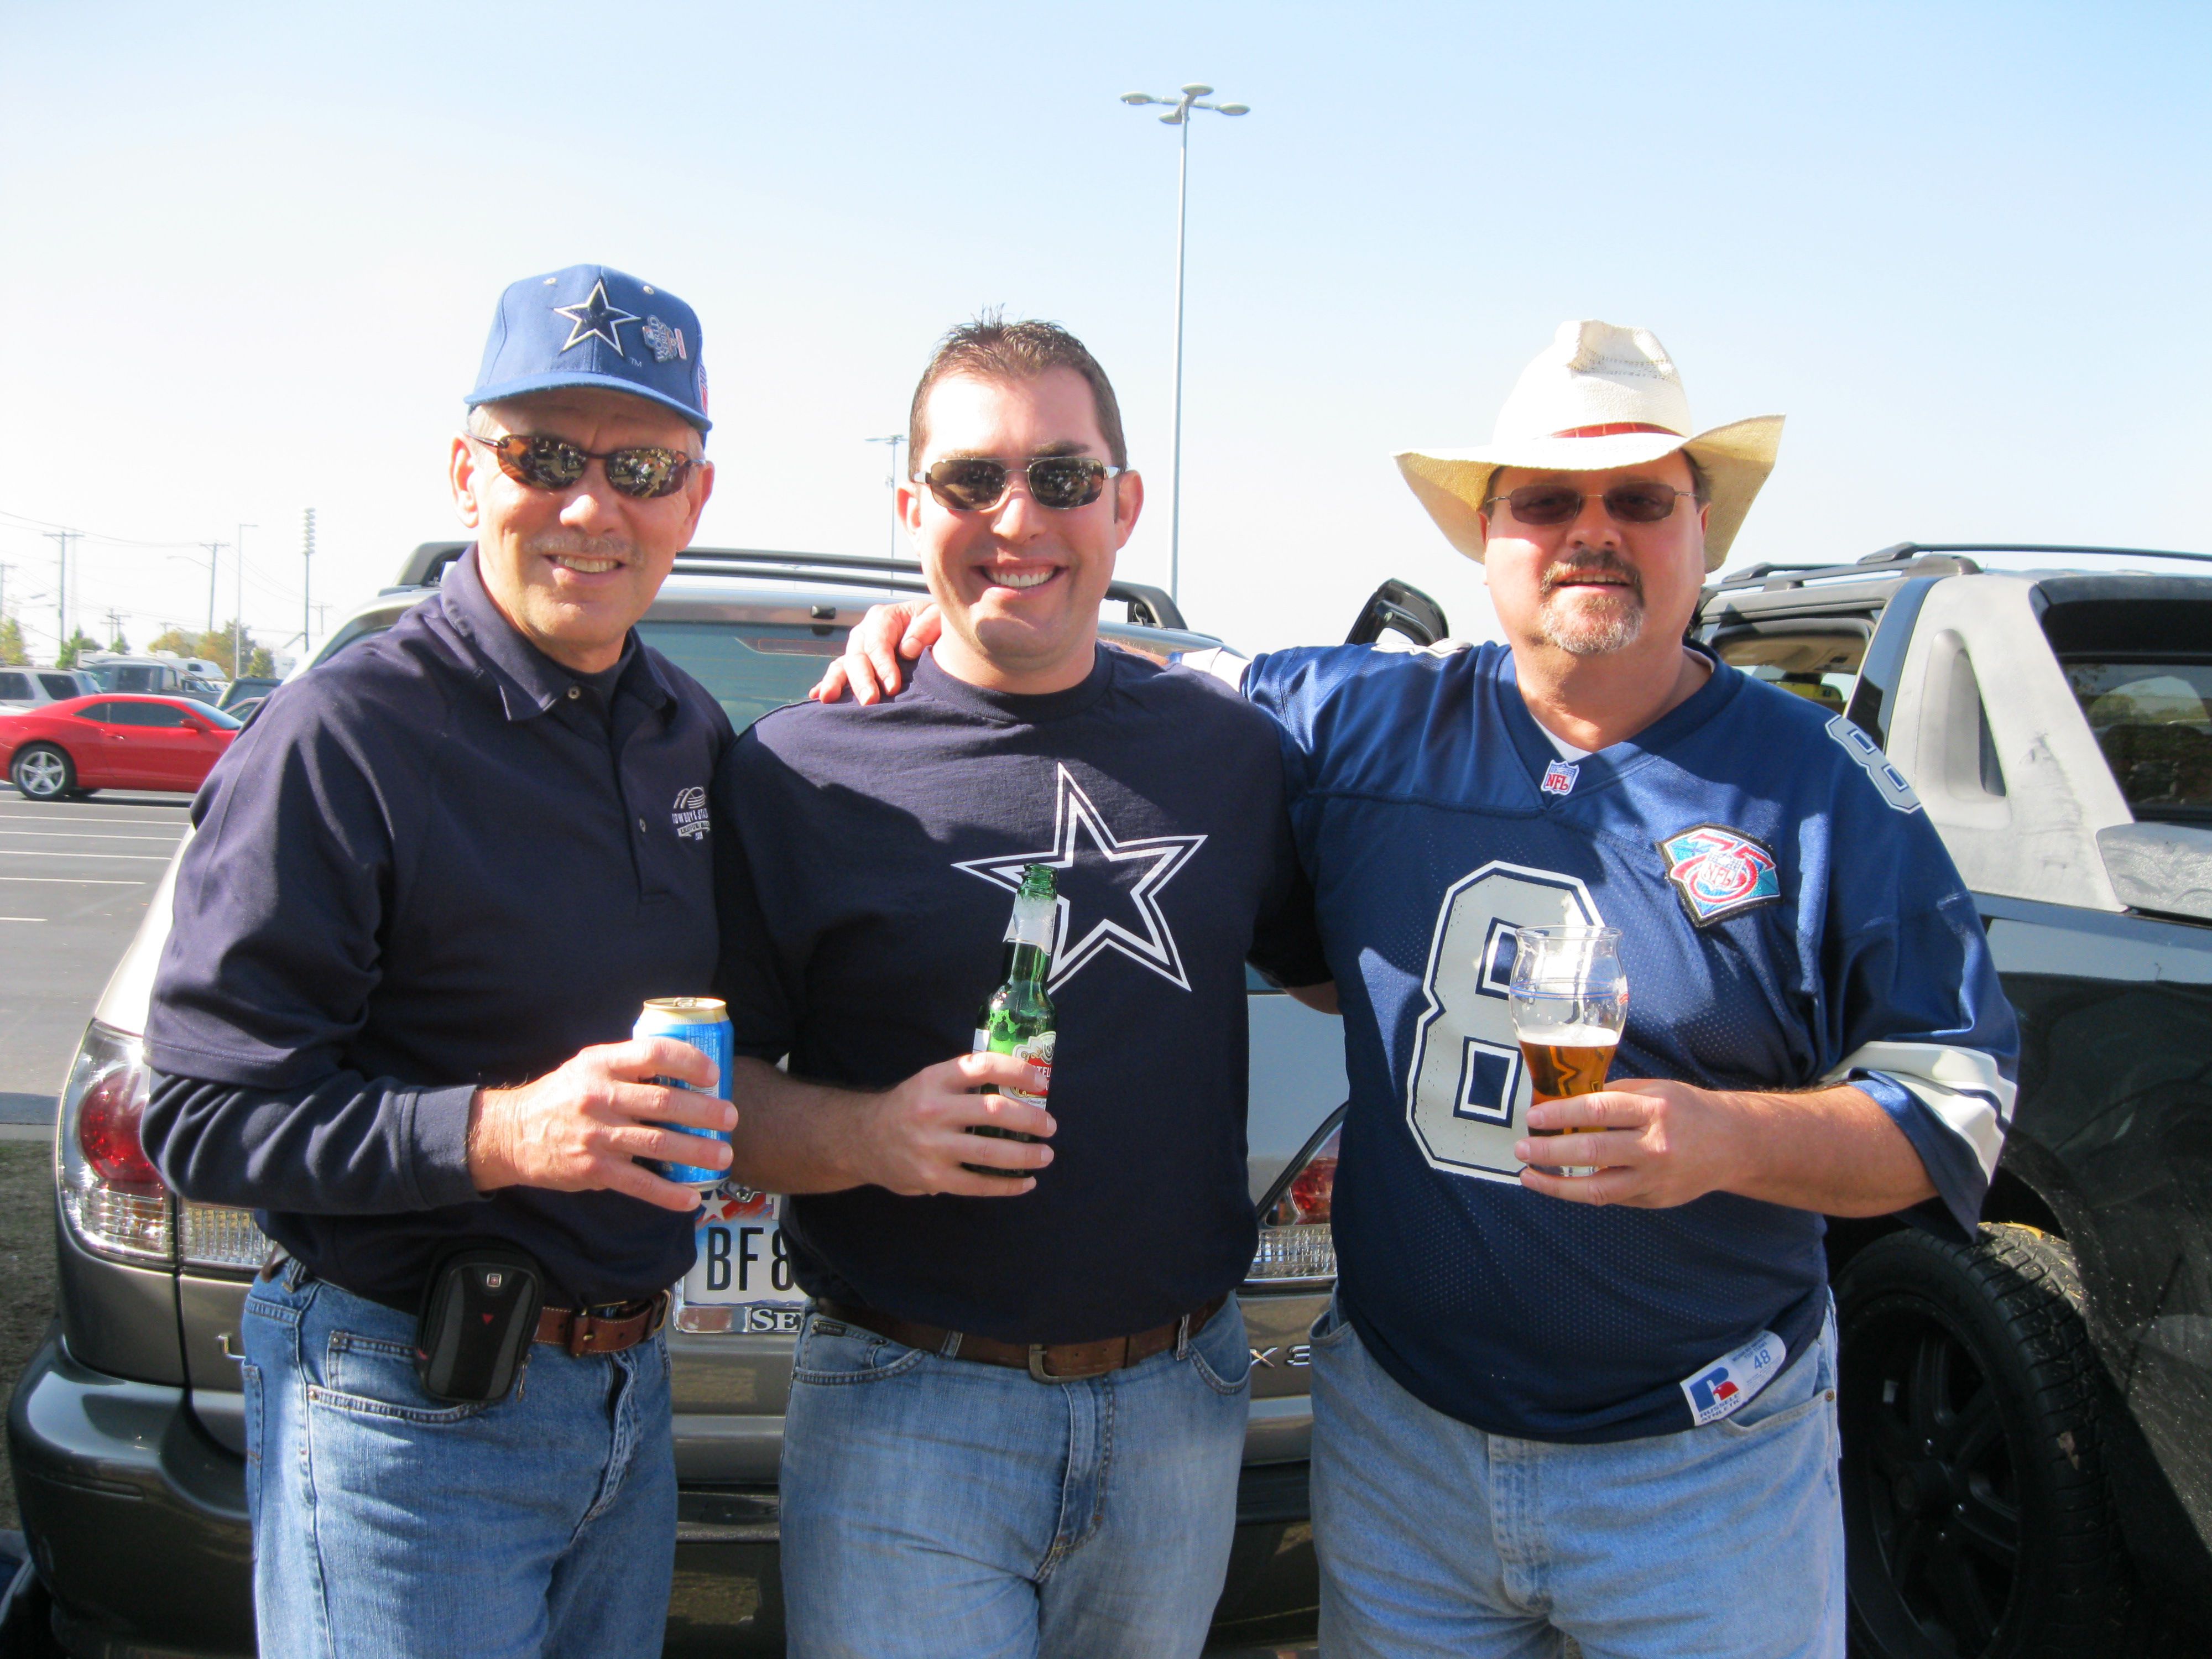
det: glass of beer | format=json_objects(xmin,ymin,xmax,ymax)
[{"xmin": 1509, "ymin": 926, "xmax": 1627, "ymax": 1177}]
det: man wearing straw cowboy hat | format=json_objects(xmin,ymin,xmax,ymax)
[{"xmin": 813, "ymin": 319, "xmax": 2020, "ymax": 1655}]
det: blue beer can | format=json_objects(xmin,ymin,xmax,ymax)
[{"xmin": 635, "ymin": 996, "xmax": 734, "ymax": 1190}]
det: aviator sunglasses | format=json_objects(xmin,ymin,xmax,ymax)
[
  {"xmin": 1483, "ymin": 482, "xmax": 1697, "ymax": 526},
  {"xmin": 918, "ymin": 455, "xmax": 1125, "ymax": 513},
  {"xmin": 465, "ymin": 431, "xmax": 698, "ymax": 500}
]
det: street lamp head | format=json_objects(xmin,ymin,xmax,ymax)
[
  {"xmin": 1181, "ymin": 82, "xmax": 1213, "ymax": 96},
  {"xmin": 1159, "ymin": 109, "xmax": 1184, "ymax": 125},
  {"xmin": 1120, "ymin": 91, "xmax": 1156, "ymax": 105},
  {"xmin": 1218, "ymin": 103, "xmax": 1250, "ymax": 116}
]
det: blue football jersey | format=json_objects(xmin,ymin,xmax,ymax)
[{"xmin": 1244, "ymin": 641, "xmax": 2018, "ymax": 1442}]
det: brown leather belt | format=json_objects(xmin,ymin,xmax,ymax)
[
  {"xmin": 535, "ymin": 1292, "xmax": 669, "ymax": 1358},
  {"xmin": 815, "ymin": 1294, "xmax": 1226, "ymax": 1384}
]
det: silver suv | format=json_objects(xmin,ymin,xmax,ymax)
[
  {"xmin": 0, "ymin": 669, "xmax": 98, "ymax": 709},
  {"xmin": 7, "ymin": 542, "xmax": 1375, "ymax": 1657}
]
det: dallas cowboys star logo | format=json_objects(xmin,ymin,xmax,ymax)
[
  {"xmin": 552, "ymin": 279, "xmax": 639, "ymax": 356},
  {"xmin": 954, "ymin": 764, "xmax": 1207, "ymax": 992}
]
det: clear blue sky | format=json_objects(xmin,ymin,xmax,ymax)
[{"xmin": 2, "ymin": 2, "xmax": 2206, "ymax": 662}]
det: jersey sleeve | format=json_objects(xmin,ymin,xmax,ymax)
[
  {"xmin": 1813, "ymin": 747, "xmax": 2020, "ymax": 1241},
  {"xmin": 142, "ymin": 685, "xmax": 479, "ymax": 1213},
  {"xmin": 1242, "ymin": 645, "xmax": 1382, "ymax": 805}
]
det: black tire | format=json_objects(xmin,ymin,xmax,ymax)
[
  {"xmin": 8, "ymin": 744, "xmax": 74, "ymax": 801},
  {"xmin": 1837, "ymin": 1223, "xmax": 2126, "ymax": 1659}
]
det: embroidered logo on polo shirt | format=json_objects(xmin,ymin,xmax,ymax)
[
  {"xmin": 1540, "ymin": 759, "xmax": 1579, "ymax": 796},
  {"xmin": 671, "ymin": 785, "xmax": 709, "ymax": 841},
  {"xmin": 1657, "ymin": 823, "xmax": 1780, "ymax": 926}
]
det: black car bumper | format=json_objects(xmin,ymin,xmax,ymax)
[{"xmin": 9, "ymin": 1333, "xmax": 1316, "ymax": 1656}]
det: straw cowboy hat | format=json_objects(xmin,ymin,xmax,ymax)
[{"xmin": 1395, "ymin": 320, "xmax": 1783, "ymax": 571}]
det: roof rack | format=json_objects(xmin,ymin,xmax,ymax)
[
  {"xmin": 392, "ymin": 542, "xmax": 1188, "ymax": 631},
  {"xmin": 1708, "ymin": 540, "xmax": 2212, "ymax": 596}
]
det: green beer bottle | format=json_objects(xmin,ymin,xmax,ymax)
[{"xmin": 966, "ymin": 863, "xmax": 1056, "ymax": 1177}]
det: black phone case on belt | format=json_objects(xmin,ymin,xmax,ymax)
[{"xmin": 414, "ymin": 1243, "xmax": 547, "ymax": 1404}]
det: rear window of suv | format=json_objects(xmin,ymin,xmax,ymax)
[
  {"xmin": 635, "ymin": 620, "xmax": 849, "ymax": 734},
  {"xmin": 2064, "ymin": 660, "xmax": 2212, "ymax": 822}
]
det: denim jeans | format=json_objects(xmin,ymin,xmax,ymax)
[
  {"xmin": 1310, "ymin": 1297, "xmax": 1844, "ymax": 1659},
  {"xmin": 778, "ymin": 1295, "xmax": 1252, "ymax": 1658},
  {"xmin": 241, "ymin": 1269, "xmax": 676, "ymax": 1659}
]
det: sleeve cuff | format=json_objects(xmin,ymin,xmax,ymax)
[
  {"xmin": 1851, "ymin": 1070, "xmax": 1987, "ymax": 1244},
  {"xmin": 405, "ymin": 1082, "xmax": 486, "ymax": 1210}
]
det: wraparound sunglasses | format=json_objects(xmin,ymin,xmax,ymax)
[
  {"xmin": 1482, "ymin": 482, "xmax": 1697, "ymax": 526},
  {"xmin": 465, "ymin": 431, "xmax": 698, "ymax": 500}
]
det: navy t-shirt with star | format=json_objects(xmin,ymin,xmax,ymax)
[
  {"xmin": 712, "ymin": 645, "xmax": 1327, "ymax": 1345},
  {"xmin": 1243, "ymin": 640, "xmax": 2018, "ymax": 1442}
]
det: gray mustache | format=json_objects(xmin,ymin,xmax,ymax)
[
  {"xmin": 1541, "ymin": 555, "xmax": 1643, "ymax": 599},
  {"xmin": 526, "ymin": 533, "xmax": 634, "ymax": 562}
]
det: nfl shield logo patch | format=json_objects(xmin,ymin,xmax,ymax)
[
  {"xmin": 1657, "ymin": 823, "xmax": 1782, "ymax": 926},
  {"xmin": 1540, "ymin": 759, "xmax": 1579, "ymax": 796}
]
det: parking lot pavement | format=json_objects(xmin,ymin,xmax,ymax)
[{"xmin": 0, "ymin": 791, "xmax": 190, "ymax": 1121}]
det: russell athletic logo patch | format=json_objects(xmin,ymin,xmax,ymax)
[
  {"xmin": 1658, "ymin": 823, "xmax": 1781, "ymax": 926},
  {"xmin": 1680, "ymin": 1329, "xmax": 1787, "ymax": 1426}
]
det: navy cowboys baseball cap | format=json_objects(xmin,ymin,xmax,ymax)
[{"xmin": 466, "ymin": 263, "xmax": 711, "ymax": 432}]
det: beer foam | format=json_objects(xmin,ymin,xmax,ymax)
[{"xmin": 1515, "ymin": 1024, "xmax": 1621, "ymax": 1047}]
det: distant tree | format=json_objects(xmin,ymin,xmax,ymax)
[
  {"xmin": 0, "ymin": 615, "xmax": 27, "ymax": 666},
  {"xmin": 190, "ymin": 622, "xmax": 258, "ymax": 679},
  {"xmin": 108, "ymin": 630, "xmax": 131, "ymax": 655},
  {"xmin": 147, "ymin": 627, "xmax": 196, "ymax": 657},
  {"xmin": 56, "ymin": 628, "xmax": 100, "ymax": 669},
  {"xmin": 245, "ymin": 645, "xmax": 276, "ymax": 678}
]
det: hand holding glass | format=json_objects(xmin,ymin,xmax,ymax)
[{"xmin": 1509, "ymin": 926, "xmax": 1628, "ymax": 1178}]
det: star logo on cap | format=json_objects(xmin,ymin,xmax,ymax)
[{"xmin": 552, "ymin": 279, "xmax": 640, "ymax": 357}]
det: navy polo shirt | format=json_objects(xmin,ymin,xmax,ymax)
[{"xmin": 144, "ymin": 549, "xmax": 731, "ymax": 1308}]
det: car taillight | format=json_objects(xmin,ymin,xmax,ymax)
[
  {"xmin": 58, "ymin": 1024, "xmax": 170, "ymax": 1262},
  {"xmin": 1245, "ymin": 1111, "xmax": 1343, "ymax": 1287},
  {"xmin": 58, "ymin": 1021, "xmax": 273, "ymax": 1271}
]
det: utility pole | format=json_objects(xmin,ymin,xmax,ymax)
[
  {"xmin": 301, "ymin": 508, "xmax": 316, "ymax": 649},
  {"xmin": 200, "ymin": 542, "xmax": 225, "ymax": 635},
  {"xmin": 105, "ymin": 607, "xmax": 124, "ymax": 650},
  {"xmin": 41, "ymin": 529, "xmax": 77, "ymax": 656},
  {"xmin": 1118, "ymin": 84, "xmax": 1250, "ymax": 606},
  {"xmin": 865, "ymin": 435, "xmax": 906, "ymax": 560},
  {"xmin": 234, "ymin": 522, "xmax": 255, "ymax": 678}
]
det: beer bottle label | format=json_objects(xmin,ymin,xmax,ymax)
[
  {"xmin": 1001, "ymin": 1032, "xmax": 1055, "ymax": 1107},
  {"xmin": 971, "ymin": 1028, "xmax": 990, "ymax": 1053}
]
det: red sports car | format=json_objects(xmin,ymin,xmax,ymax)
[{"xmin": 1, "ymin": 693, "xmax": 244, "ymax": 800}]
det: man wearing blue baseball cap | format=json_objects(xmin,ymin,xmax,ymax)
[{"xmin": 144, "ymin": 264, "xmax": 730, "ymax": 1658}]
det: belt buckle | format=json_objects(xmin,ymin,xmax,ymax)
[
  {"xmin": 646, "ymin": 1290, "xmax": 670, "ymax": 1338},
  {"xmin": 1026, "ymin": 1343, "xmax": 1115, "ymax": 1384}
]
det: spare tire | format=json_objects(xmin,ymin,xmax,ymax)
[{"xmin": 1835, "ymin": 1223, "xmax": 2126, "ymax": 1659}]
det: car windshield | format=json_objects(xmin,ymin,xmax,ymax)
[
  {"xmin": 2064, "ymin": 659, "xmax": 2212, "ymax": 822},
  {"xmin": 634, "ymin": 620, "xmax": 849, "ymax": 734},
  {"xmin": 194, "ymin": 702, "xmax": 246, "ymax": 729}
]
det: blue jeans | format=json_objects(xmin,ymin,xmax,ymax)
[
  {"xmin": 241, "ymin": 1269, "xmax": 676, "ymax": 1659},
  {"xmin": 778, "ymin": 1296, "xmax": 1253, "ymax": 1658},
  {"xmin": 1311, "ymin": 1297, "xmax": 1844, "ymax": 1659}
]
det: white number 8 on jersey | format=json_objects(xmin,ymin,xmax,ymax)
[{"xmin": 1404, "ymin": 862, "xmax": 1604, "ymax": 1182}]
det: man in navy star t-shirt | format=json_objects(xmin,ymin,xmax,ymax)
[{"xmin": 711, "ymin": 319, "xmax": 1327, "ymax": 1659}]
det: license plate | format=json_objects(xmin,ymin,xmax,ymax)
[{"xmin": 676, "ymin": 1184, "xmax": 804, "ymax": 1334}]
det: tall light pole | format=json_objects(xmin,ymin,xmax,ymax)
[
  {"xmin": 865, "ymin": 434, "xmax": 907, "ymax": 560},
  {"xmin": 1119, "ymin": 83, "xmax": 1249, "ymax": 606},
  {"xmin": 234, "ymin": 523, "xmax": 255, "ymax": 678}
]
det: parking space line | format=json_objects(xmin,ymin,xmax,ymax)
[
  {"xmin": 0, "ymin": 850, "xmax": 174, "ymax": 861},
  {"xmin": 0, "ymin": 830, "xmax": 186, "ymax": 842},
  {"xmin": 0, "ymin": 875, "xmax": 145, "ymax": 885},
  {"xmin": 0, "ymin": 916, "xmax": 45, "ymax": 921}
]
